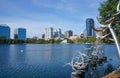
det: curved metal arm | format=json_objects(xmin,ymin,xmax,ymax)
[
  {"xmin": 117, "ymin": 0, "xmax": 120, "ymax": 12},
  {"xmin": 96, "ymin": 1, "xmax": 120, "ymax": 57},
  {"xmin": 108, "ymin": 24, "xmax": 120, "ymax": 57}
]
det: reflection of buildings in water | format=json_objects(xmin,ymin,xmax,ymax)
[{"xmin": 42, "ymin": 44, "xmax": 52, "ymax": 63}]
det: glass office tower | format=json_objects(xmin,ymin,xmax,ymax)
[
  {"xmin": 86, "ymin": 18, "xmax": 95, "ymax": 36},
  {"xmin": 0, "ymin": 24, "xmax": 10, "ymax": 39},
  {"xmin": 14, "ymin": 28, "xmax": 26, "ymax": 40}
]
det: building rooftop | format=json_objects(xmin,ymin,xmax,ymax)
[
  {"xmin": 0, "ymin": 24, "xmax": 9, "ymax": 27},
  {"xmin": 18, "ymin": 28, "xmax": 26, "ymax": 30}
]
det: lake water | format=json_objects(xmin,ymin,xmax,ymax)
[{"xmin": 0, "ymin": 44, "xmax": 120, "ymax": 78}]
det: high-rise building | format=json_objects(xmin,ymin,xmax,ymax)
[
  {"xmin": 45, "ymin": 27, "xmax": 53, "ymax": 40},
  {"xmin": 58, "ymin": 28, "xmax": 61, "ymax": 38},
  {"xmin": 0, "ymin": 24, "xmax": 10, "ymax": 40},
  {"xmin": 54, "ymin": 28, "xmax": 62, "ymax": 39},
  {"xmin": 86, "ymin": 18, "xmax": 95, "ymax": 36},
  {"xmin": 54, "ymin": 30, "xmax": 59, "ymax": 38},
  {"xmin": 14, "ymin": 28, "xmax": 26, "ymax": 40},
  {"xmin": 64, "ymin": 30, "xmax": 73, "ymax": 39},
  {"xmin": 42, "ymin": 33, "xmax": 45, "ymax": 39}
]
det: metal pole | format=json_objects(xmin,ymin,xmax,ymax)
[{"xmin": 108, "ymin": 24, "xmax": 120, "ymax": 57}]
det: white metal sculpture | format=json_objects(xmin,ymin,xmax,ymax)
[
  {"xmin": 65, "ymin": 1, "xmax": 120, "ymax": 78},
  {"xmin": 64, "ymin": 51, "xmax": 88, "ymax": 71},
  {"xmin": 117, "ymin": 0, "xmax": 120, "ymax": 12},
  {"xmin": 97, "ymin": 0, "xmax": 120, "ymax": 57}
]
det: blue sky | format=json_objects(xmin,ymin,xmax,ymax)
[{"xmin": 0, "ymin": 0, "xmax": 106, "ymax": 38}]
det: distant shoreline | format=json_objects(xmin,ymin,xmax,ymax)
[{"xmin": 0, "ymin": 43, "xmax": 118, "ymax": 45}]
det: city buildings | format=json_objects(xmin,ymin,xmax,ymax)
[
  {"xmin": 69, "ymin": 35, "xmax": 80, "ymax": 41},
  {"xmin": 64, "ymin": 30, "xmax": 73, "ymax": 39},
  {"xmin": 45, "ymin": 27, "xmax": 54, "ymax": 40},
  {"xmin": 54, "ymin": 30, "xmax": 59, "ymax": 38},
  {"xmin": 86, "ymin": 18, "xmax": 96, "ymax": 36},
  {"xmin": 80, "ymin": 32, "xmax": 85, "ymax": 38},
  {"xmin": 58, "ymin": 28, "xmax": 62, "ymax": 38},
  {"xmin": 0, "ymin": 19, "xmax": 98, "ymax": 41},
  {"xmin": 42, "ymin": 33, "xmax": 45, "ymax": 39},
  {"xmin": 53, "ymin": 28, "xmax": 64, "ymax": 39},
  {"xmin": 0, "ymin": 24, "xmax": 10, "ymax": 40},
  {"xmin": 14, "ymin": 28, "xmax": 26, "ymax": 40}
]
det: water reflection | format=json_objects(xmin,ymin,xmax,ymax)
[
  {"xmin": 25, "ymin": 44, "xmax": 52, "ymax": 64},
  {"xmin": 9, "ymin": 44, "xmax": 27, "ymax": 65},
  {"xmin": 0, "ymin": 44, "xmax": 10, "ymax": 65},
  {"xmin": 0, "ymin": 44, "xmax": 119, "ymax": 78},
  {"xmin": 103, "ymin": 44, "xmax": 120, "ymax": 68}
]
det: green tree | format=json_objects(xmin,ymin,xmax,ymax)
[
  {"xmin": 98, "ymin": 0, "xmax": 120, "ymax": 43},
  {"xmin": 87, "ymin": 36, "xmax": 96, "ymax": 43},
  {"xmin": 35, "ymin": 39, "xmax": 48, "ymax": 44},
  {"xmin": 76, "ymin": 38, "xmax": 87, "ymax": 43},
  {"xmin": 67, "ymin": 39, "xmax": 74, "ymax": 43},
  {"xmin": 98, "ymin": 0, "xmax": 118, "ymax": 22},
  {"xmin": 55, "ymin": 39, "xmax": 62, "ymax": 44},
  {"xmin": 48, "ymin": 39, "xmax": 55, "ymax": 44}
]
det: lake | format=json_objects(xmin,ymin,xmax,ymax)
[{"xmin": 0, "ymin": 44, "xmax": 120, "ymax": 78}]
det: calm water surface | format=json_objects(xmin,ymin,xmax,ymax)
[{"xmin": 0, "ymin": 44, "xmax": 120, "ymax": 78}]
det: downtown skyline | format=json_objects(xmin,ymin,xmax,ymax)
[{"xmin": 0, "ymin": 0, "xmax": 106, "ymax": 38}]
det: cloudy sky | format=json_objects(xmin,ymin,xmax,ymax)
[{"xmin": 0, "ymin": 0, "xmax": 106, "ymax": 38}]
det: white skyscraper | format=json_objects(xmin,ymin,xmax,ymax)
[
  {"xmin": 64, "ymin": 30, "xmax": 73, "ymax": 39},
  {"xmin": 45, "ymin": 27, "xmax": 53, "ymax": 40},
  {"xmin": 58, "ymin": 28, "xmax": 61, "ymax": 38}
]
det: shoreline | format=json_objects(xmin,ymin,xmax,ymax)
[{"xmin": 103, "ymin": 67, "xmax": 120, "ymax": 78}]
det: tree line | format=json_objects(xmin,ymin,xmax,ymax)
[{"xmin": 0, "ymin": 36, "xmax": 96, "ymax": 44}]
